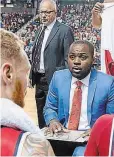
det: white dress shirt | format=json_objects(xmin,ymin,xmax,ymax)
[
  {"xmin": 67, "ymin": 73, "xmax": 91, "ymax": 130},
  {"xmin": 40, "ymin": 19, "xmax": 56, "ymax": 72}
]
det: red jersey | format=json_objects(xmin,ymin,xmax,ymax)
[{"xmin": 1, "ymin": 127, "xmax": 23, "ymax": 156}]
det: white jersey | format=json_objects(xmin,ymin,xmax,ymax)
[{"xmin": 101, "ymin": 3, "xmax": 114, "ymax": 74}]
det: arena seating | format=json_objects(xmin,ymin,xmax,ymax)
[
  {"xmin": 1, "ymin": 2, "xmax": 101, "ymax": 69},
  {"xmin": 1, "ymin": 12, "xmax": 34, "ymax": 33}
]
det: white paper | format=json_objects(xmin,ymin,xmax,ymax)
[{"xmin": 41, "ymin": 128, "xmax": 89, "ymax": 143}]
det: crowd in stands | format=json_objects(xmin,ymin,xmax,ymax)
[
  {"xmin": 16, "ymin": 16, "xmax": 40, "ymax": 63},
  {"xmin": 1, "ymin": 3, "xmax": 101, "ymax": 69},
  {"xmin": 1, "ymin": 12, "xmax": 33, "ymax": 33},
  {"xmin": 59, "ymin": 3, "xmax": 101, "ymax": 69},
  {"xmin": 59, "ymin": 4, "xmax": 101, "ymax": 51}
]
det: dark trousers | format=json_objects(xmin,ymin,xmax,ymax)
[{"xmin": 35, "ymin": 73, "xmax": 48, "ymax": 128}]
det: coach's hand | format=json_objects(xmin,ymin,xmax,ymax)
[
  {"xmin": 44, "ymin": 119, "xmax": 69, "ymax": 136},
  {"xmin": 92, "ymin": 2, "xmax": 104, "ymax": 15}
]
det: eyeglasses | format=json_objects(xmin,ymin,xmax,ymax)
[{"xmin": 39, "ymin": 10, "xmax": 55, "ymax": 15}]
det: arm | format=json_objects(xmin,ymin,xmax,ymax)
[
  {"xmin": 43, "ymin": 72, "xmax": 59, "ymax": 126},
  {"xmin": 43, "ymin": 72, "xmax": 67, "ymax": 134},
  {"xmin": 63, "ymin": 26, "xmax": 74, "ymax": 67},
  {"xmin": 21, "ymin": 134, "xmax": 55, "ymax": 156},
  {"xmin": 84, "ymin": 127, "xmax": 98, "ymax": 156},
  {"xmin": 91, "ymin": 2, "xmax": 104, "ymax": 29},
  {"xmin": 85, "ymin": 115, "xmax": 113, "ymax": 156},
  {"xmin": 85, "ymin": 116, "xmax": 105, "ymax": 156}
]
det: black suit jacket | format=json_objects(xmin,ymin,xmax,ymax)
[{"xmin": 30, "ymin": 20, "xmax": 74, "ymax": 86}]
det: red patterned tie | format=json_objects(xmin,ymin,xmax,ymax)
[{"xmin": 68, "ymin": 81, "xmax": 83, "ymax": 130}]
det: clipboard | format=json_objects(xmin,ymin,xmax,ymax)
[{"xmin": 41, "ymin": 128, "xmax": 90, "ymax": 143}]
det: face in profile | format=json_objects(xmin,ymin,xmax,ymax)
[
  {"xmin": 39, "ymin": 1, "xmax": 56, "ymax": 26},
  {"xmin": 68, "ymin": 43, "xmax": 94, "ymax": 80}
]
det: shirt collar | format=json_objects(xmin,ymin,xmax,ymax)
[{"xmin": 72, "ymin": 72, "xmax": 91, "ymax": 87}]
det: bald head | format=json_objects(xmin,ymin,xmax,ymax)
[
  {"xmin": 39, "ymin": 0, "xmax": 57, "ymax": 12},
  {"xmin": 39, "ymin": 0, "xmax": 57, "ymax": 26}
]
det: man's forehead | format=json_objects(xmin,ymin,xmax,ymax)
[
  {"xmin": 71, "ymin": 44, "xmax": 89, "ymax": 52},
  {"xmin": 40, "ymin": 2, "xmax": 54, "ymax": 10}
]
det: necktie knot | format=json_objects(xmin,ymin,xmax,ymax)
[
  {"xmin": 76, "ymin": 81, "xmax": 82, "ymax": 88},
  {"xmin": 43, "ymin": 26, "xmax": 47, "ymax": 31}
]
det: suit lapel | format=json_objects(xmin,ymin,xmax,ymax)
[
  {"xmin": 44, "ymin": 21, "xmax": 60, "ymax": 52},
  {"xmin": 87, "ymin": 69, "xmax": 97, "ymax": 125}
]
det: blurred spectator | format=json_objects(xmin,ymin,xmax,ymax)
[
  {"xmin": 59, "ymin": 3, "xmax": 101, "ymax": 69},
  {"xmin": 1, "ymin": 2, "xmax": 101, "ymax": 70},
  {"xmin": 16, "ymin": 16, "xmax": 41, "ymax": 63},
  {"xmin": 1, "ymin": 12, "xmax": 33, "ymax": 33}
]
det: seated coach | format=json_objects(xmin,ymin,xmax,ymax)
[{"xmin": 43, "ymin": 40, "xmax": 114, "ymax": 156}]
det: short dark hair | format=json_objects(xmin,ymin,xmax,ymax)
[{"xmin": 69, "ymin": 40, "xmax": 94, "ymax": 57}]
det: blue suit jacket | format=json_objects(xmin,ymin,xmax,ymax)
[{"xmin": 43, "ymin": 69, "xmax": 114, "ymax": 128}]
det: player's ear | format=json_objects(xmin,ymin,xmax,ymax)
[{"xmin": 1, "ymin": 63, "xmax": 14, "ymax": 85}]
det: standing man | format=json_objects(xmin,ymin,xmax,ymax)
[
  {"xmin": 30, "ymin": 0, "xmax": 74, "ymax": 128},
  {"xmin": 43, "ymin": 40, "xmax": 114, "ymax": 156},
  {"xmin": 92, "ymin": 0, "xmax": 114, "ymax": 75}
]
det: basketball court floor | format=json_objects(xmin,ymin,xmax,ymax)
[{"xmin": 24, "ymin": 87, "xmax": 38, "ymax": 125}]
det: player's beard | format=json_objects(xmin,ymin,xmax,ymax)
[{"xmin": 12, "ymin": 79, "xmax": 25, "ymax": 108}]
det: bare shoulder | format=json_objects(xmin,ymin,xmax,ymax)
[{"xmin": 21, "ymin": 133, "xmax": 55, "ymax": 156}]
